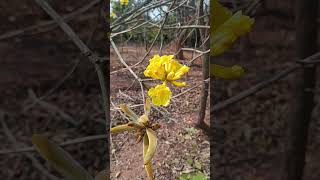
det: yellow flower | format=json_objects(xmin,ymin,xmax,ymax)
[
  {"xmin": 147, "ymin": 83, "xmax": 172, "ymax": 106},
  {"xmin": 144, "ymin": 55, "xmax": 189, "ymax": 87},
  {"xmin": 211, "ymin": 0, "xmax": 254, "ymax": 56},
  {"xmin": 120, "ymin": 0, "xmax": 129, "ymax": 6}
]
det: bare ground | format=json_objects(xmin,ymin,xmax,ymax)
[{"xmin": 110, "ymin": 46, "xmax": 210, "ymax": 180}]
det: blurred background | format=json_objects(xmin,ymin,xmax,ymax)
[
  {"xmin": 0, "ymin": 0, "xmax": 107, "ymax": 179},
  {"xmin": 212, "ymin": 0, "xmax": 320, "ymax": 180}
]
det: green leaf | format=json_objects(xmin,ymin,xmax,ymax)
[{"xmin": 32, "ymin": 134, "xmax": 94, "ymax": 180}]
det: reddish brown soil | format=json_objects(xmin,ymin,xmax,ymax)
[{"xmin": 110, "ymin": 46, "xmax": 210, "ymax": 180}]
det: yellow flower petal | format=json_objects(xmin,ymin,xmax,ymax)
[
  {"xmin": 171, "ymin": 81, "xmax": 187, "ymax": 87},
  {"xmin": 167, "ymin": 65, "xmax": 189, "ymax": 81},
  {"xmin": 211, "ymin": 0, "xmax": 232, "ymax": 30},
  {"xmin": 211, "ymin": 0, "xmax": 254, "ymax": 56},
  {"xmin": 166, "ymin": 72, "xmax": 175, "ymax": 80},
  {"xmin": 144, "ymin": 55, "xmax": 168, "ymax": 81},
  {"xmin": 175, "ymin": 66, "xmax": 190, "ymax": 77},
  {"xmin": 144, "ymin": 70, "xmax": 151, "ymax": 77},
  {"xmin": 147, "ymin": 84, "xmax": 172, "ymax": 106},
  {"xmin": 211, "ymin": 31, "xmax": 237, "ymax": 56},
  {"xmin": 162, "ymin": 55, "xmax": 174, "ymax": 62},
  {"xmin": 120, "ymin": 0, "xmax": 129, "ymax": 6},
  {"xmin": 171, "ymin": 70, "xmax": 188, "ymax": 81},
  {"xmin": 144, "ymin": 55, "xmax": 189, "ymax": 101},
  {"xmin": 164, "ymin": 61, "xmax": 173, "ymax": 72}
]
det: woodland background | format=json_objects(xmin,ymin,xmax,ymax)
[{"xmin": 213, "ymin": 0, "xmax": 320, "ymax": 180}]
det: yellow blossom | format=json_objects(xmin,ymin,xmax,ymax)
[
  {"xmin": 147, "ymin": 83, "xmax": 172, "ymax": 106},
  {"xmin": 211, "ymin": 0, "xmax": 254, "ymax": 56},
  {"xmin": 144, "ymin": 55, "xmax": 189, "ymax": 87},
  {"xmin": 120, "ymin": 0, "xmax": 129, "ymax": 6}
]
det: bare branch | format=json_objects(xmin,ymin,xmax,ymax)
[
  {"xmin": 212, "ymin": 51, "xmax": 320, "ymax": 113},
  {"xmin": 34, "ymin": 0, "xmax": 108, "ymax": 128},
  {"xmin": 0, "ymin": 0, "xmax": 100, "ymax": 41}
]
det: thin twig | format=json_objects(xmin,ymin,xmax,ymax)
[
  {"xmin": 0, "ymin": 0, "xmax": 100, "ymax": 41},
  {"xmin": 132, "ymin": 0, "xmax": 178, "ymax": 67},
  {"xmin": 172, "ymin": 79, "xmax": 209, "ymax": 99},
  {"xmin": 34, "ymin": 0, "xmax": 108, "ymax": 128},
  {"xmin": 111, "ymin": 104, "xmax": 144, "ymax": 111},
  {"xmin": 197, "ymin": 0, "xmax": 210, "ymax": 128},
  {"xmin": 110, "ymin": 38, "xmax": 146, "ymax": 113},
  {"xmin": 110, "ymin": 39, "xmax": 141, "ymax": 80},
  {"xmin": 26, "ymin": 89, "xmax": 78, "ymax": 126},
  {"xmin": 23, "ymin": 58, "xmax": 81, "ymax": 112},
  {"xmin": 212, "ymin": 51, "xmax": 320, "ymax": 113},
  {"xmin": 111, "ymin": 0, "xmax": 172, "ymax": 28}
]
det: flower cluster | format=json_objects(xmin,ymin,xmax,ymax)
[
  {"xmin": 144, "ymin": 55, "xmax": 189, "ymax": 106},
  {"xmin": 211, "ymin": 0, "xmax": 254, "ymax": 79},
  {"xmin": 120, "ymin": 0, "xmax": 129, "ymax": 6}
]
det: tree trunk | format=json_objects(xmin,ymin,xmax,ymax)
[
  {"xmin": 197, "ymin": 0, "xmax": 209, "ymax": 130},
  {"xmin": 284, "ymin": 0, "xmax": 318, "ymax": 180}
]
